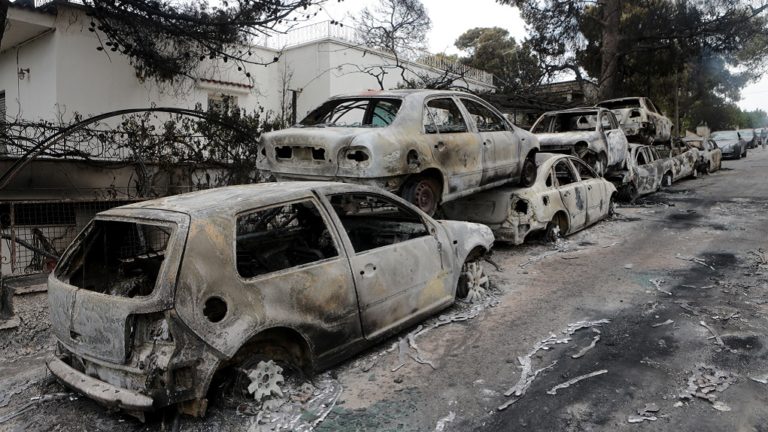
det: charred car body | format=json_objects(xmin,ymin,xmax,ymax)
[
  {"xmin": 596, "ymin": 97, "xmax": 673, "ymax": 145},
  {"xmin": 711, "ymin": 130, "xmax": 747, "ymax": 159},
  {"xmin": 608, "ymin": 144, "xmax": 672, "ymax": 201},
  {"xmin": 47, "ymin": 182, "xmax": 494, "ymax": 416},
  {"xmin": 530, "ymin": 107, "xmax": 628, "ymax": 175},
  {"xmin": 257, "ymin": 90, "xmax": 540, "ymax": 215},
  {"xmin": 681, "ymin": 137, "xmax": 722, "ymax": 174},
  {"xmin": 442, "ymin": 154, "xmax": 616, "ymax": 244},
  {"xmin": 654, "ymin": 139, "xmax": 701, "ymax": 182}
]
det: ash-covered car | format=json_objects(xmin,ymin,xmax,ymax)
[
  {"xmin": 257, "ymin": 90, "xmax": 540, "ymax": 215},
  {"xmin": 530, "ymin": 107, "xmax": 628, "ymax": 175},
  {"xmin": 711, "ymin": 130, "xmax": 747, "ymax": 159},
  {"xmin": 681, "ymin": 137, "xmax": 722, "ymax": 174},
  {"xmin": 608, "ymin": 144, "xmax": 672, "ymax": 201},
  {"xmin": 442, "ymin": 154, "xmax": 616, "ymax": 244},
  {"xmin": 737, "ymin": 129, "xmax": 758, "ymax": 149},
  {"xmin": 654, "ymin": 139, "xmax": 701, "ymax": 182},
  {"xmin": 596, "ymin": 97, "xmax": 673, "ymax": 145},
  {"xmin": 46, "ymin": 182, "xmax": 494, "ymax": 417}
]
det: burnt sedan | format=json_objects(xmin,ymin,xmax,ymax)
[
  {"xmin": 46, "ymin": 182, "xmax": 494, "ymax": 417},
  {"xmin": 257, "ymin": 90, "xmax": 540, "ymax": 215},
  {"xmin": 682, "ymin": 137, "xmax": 722, "ymax": 174},
  {"xmin": 608, "ymin": 144, "xmax": 672, "ymax": 201},
  {"xmin": 442, "ymin": 154, "xmax": 617, "ymax": 244},
  {"xmin": 530, "ymin": 107, "xmax": 628, "ymax": 176}
]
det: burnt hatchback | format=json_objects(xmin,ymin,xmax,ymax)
[
  {"xmin": 257, "ymin": 90, "xmax": 540, "ymax": 215},
  {"xmin": 46, "ymin": 182, "xmax": 494, "ymax": 417}
]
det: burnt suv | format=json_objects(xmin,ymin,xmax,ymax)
[{"xmin": 47, "ymin": 182, "xmax": 493, "ymax": 417}]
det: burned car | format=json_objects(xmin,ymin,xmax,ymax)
[
  {"xmin": 608, "ymin": 144, "xmax": 672, "ymax": 201},
  {"xmin": 682, "ymin": 137, "xmax": 722, "ymax": 174},
  {"xmin": 530, "ymin": 107, "xmax": 628, "ymax": 175},
  {"xmin": 257, "ymin": 90, "xmax": 540, "ymax": 215},
  {"xmin": 711, "ymin": 130, "xmax": 747, "ymax": 159},
  {"xmin": 47, "ymin": 182, "xmax": 494, "ymax": 417},
  {"xmin": 654, "ymin": 139, "xmax": 701, "ymax": 182},
  {"xmin": 442, "ymin": 154, "xmax": 617, "ymax": 244},
  {"xmin": 596, "ymin": 97, "xmax": 673, "ymax": 145}
]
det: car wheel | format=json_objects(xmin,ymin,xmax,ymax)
[
  {"xmin": 403, "ymin": 176, "xmax": 440, "ymax": 216},
  {"xmin": 545, "ymin": 213, "xmax": 567, "ymax": 242},
  {"xmin": 705, "ymin": 162, "xmax": 711, "ymax": 175},
  {"xmin": 608, "ymin": 195, "xmax": 617, "ymax": 217},
  {"xmin": 521, "ymin": 156, "xmax": 537, "ymax": 187},
  {"xmin": 456, "ymin": 259, "xmax": 490, "ymax": 302},
  {"xmin": 691, "ymin": 166, "xmax": 698, "ymax": 179}
]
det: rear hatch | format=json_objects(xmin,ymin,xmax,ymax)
[{"xmin": 48, "ymin": 209, "xmax": 189, "ymax": 364}]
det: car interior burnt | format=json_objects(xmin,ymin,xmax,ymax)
[
  {"xmin": 424, "ymin": 98, "xmax": 469, "ymax": 134},
  {"xmin": 329, "ymin": 193, "xmax": 430, "ymax": 253},
  {"xmin": 555, "ymin": 161, "xmax": 578, "ymax": 185},
  {"xmin": 275, "ymin": 146, "xmax": 293, "ymax": 159},
  {"xmin": 236, "ymin": 201, "xmax": 338, "ymax": 278},
  {"xmin": 55, "ymin": 220, "xmax": 171, "ymax": 297}
]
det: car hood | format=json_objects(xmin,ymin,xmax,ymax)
[
  {"xmin": 537, "ymin": 131, "xmax": 600, "ymax": 146},
  {"xmin": 437, "ymin": 220, "xmax": 494, "ymax": 264},
  {"xmin": 714, "ymin": 139, "xmax": 738, "ymax": 150}
]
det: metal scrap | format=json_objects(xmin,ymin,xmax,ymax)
[
  {"xmin": 572, "ymin": 329, "xmax": 601, "ymax": 359},
  {"xmin": 651, "ymin": 319, "xmax": 674, "ymax": 328},
  {"xmin": 628, "ymin": 414, "xmax": 657, "ymax": 423},
  {"xmin": 650, "ymin": 278, "xmax": 672, "ymax": 296},
  {"xmin": 434, "ymin": 411, "xmax": 456, "ymax": 432},
  {"xmin": 546, "ymin": 370, "xmax": 608, "ymax": 395},
  {"xmin": 246, "ymin": 360, "xmax": 285, "ymax": 402},
  {"xmin": 749, "ymin": 373, "xmax": 768, "ymax": 384},
  {"xmin": 0, "ymin": 393, "xmax": 73, "ymax": 424}
]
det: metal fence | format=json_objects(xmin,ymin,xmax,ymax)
[{"xmin": 0, "ymin": 200, "xmax": 144, "ymax": 276}]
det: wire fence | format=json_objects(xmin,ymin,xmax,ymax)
[{"xmin": 0, "ymin": 200, "xmax": 144, "ymax": 276}]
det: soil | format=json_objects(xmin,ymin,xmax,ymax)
[{"xmin": 2, "ymin": 151, "xmax": 768, "ymax": 431}]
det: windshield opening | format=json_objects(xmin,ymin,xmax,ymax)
[
  {"xmin": 597, "ymin": 100, "xmax": 641, "ymax": 110},
  {"xmin": 300, "ymin": 98, "xmax": 402, "ymax": 128},
  {"xmin": 711, "ymin": 131, "xmax": 739, "ymax": 140}
]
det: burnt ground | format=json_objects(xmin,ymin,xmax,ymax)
[{"xmin": 2, "ymin": 151, "xmax": 768, "ymax": 431}]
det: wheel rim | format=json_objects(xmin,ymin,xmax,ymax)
[
  {"xmin": 459, "ymin": 261, "xmax": 490, "ymax": 302},
  {"xmin": 412, "ymin": 180, "xmax": 436, "ymax": 213}
]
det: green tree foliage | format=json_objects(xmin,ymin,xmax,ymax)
[{"xmin": 454, "ymin": 27, "xmax": 543, "ymax": 93}]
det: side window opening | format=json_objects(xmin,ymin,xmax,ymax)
[
  {"xmin": 636, "ymin": 149, "xmax": 648, "ymax": 165},
  {"xmin": 328, "ymin": 193, "xmax": 429, "ymax": 253},
  {"xmin": 546, "ymin": 170, "xmax": 554, "ymax": 188},
  {"xmin": 554, "ymin": 161, "xmax": 578, "ymax": 186},
  {"xmin": 236, "ymin": 201, "xmax": 338, "ymax": 278},
  {"xmin": 461, "ymin": 98, "xmax": 508, "ymax": 132},
  {"xmin": 423, "ymin": 98, "xmax": 468, "ymax": 134},
  {"xmin": 573, "ymin": 159, "xmax": 595, "ymax": 179}
]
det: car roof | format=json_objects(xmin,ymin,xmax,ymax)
[
  {"xmin": 328, "ymin": 89, "xmax": 476, "ymax": 99},
  {"xmin": 597, "ymin": 97, "xmax": 643, "ymax": 103},
  {"xmin": 541, "ymin": 107, "xmax": 601, "ymax": 115},
  {"xmin": 110, "ymin": 182, "xmax": 379, "ymax": 217}
]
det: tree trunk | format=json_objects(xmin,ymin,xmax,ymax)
[
  {"xmin": 0, "ymin": 0, "xmax": 9, "ymax": 51},
  {"xmin": 598, "ymin": 0, "xmax": 621, "ymax": 100}
]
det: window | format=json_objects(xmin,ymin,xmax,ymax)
[
  {"xmin": 328, "ymin": 193, "xmax": 429, "ymax": 253},
  {"xmin": 600, "ymin": 112, "xmax": 613, "ymax": 129},
  {"xmin": 461, "ymin": 98, "xmax": 508, "ymax": 132},
  {"xmin": 236, "ymin": 201, "xmax": 338, "ymax": 278},
  {"xmin": 572, "ymin": 159, "xmax": 596, "ymax": 179},
  {"xmin": 636, "ymin": 148, "xmax": 648, "ymax": 165},
  {"xmin": 423, "ymin": 98, "xmax": 468, "ymax": 134},
  {"xmin": 300, "ymin": 98, "xmax": 402, "ymax": 127},
  {"xmin": 554, "ymin": 160, "xmax": 578, "ymax": 186},
  {"xmin": 208, "ymin": 93, "xmax": 238, "ymax": 114}
]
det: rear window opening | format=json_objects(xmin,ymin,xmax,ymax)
[{"xmin": 55, "ymin": 220, "xmax": 173, "ymax": 298}]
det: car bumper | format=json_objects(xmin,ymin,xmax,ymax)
[
  {"xmin": 47, "ymin": 357, "xmax": 154, "ymax": 411},
  {"xmin": 495, "ymin": 218, "xmax": 546, "ymax": 245}
]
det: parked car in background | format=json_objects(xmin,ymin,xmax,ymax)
[
  {"xmin": 607, "ymin": 144, "xmax": 672, "ymax": 201},
  {"xmin": 46, "ymin": 182, "xmax": 494, "ymax": 417},
  {"xmin": 442, "ymin": 154, "xmax": 616, "ymax": 244},
  {"xmin": 654, "ymin": 139, "xmax": 701, "ymax": 181},
  {"xmin": 682, "ymin": 137, "xmax": 722, "ymax": 174},
  {"xmin": 711, "ymin": 130, "xmax": 747, "ymax": 159},
  {"xmin": 257, "ymin": 90, "xmax": 540, "ymax": 215},
  {"xmin": 530, "ymin": 107, "xmax": 628, "ymax": 175},
  {"xmin": 596, "ymin": 97, "xmax": 673, "ymax": 145}
]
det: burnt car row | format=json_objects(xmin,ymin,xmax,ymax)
[{"xmin": 43, "ymin": 89, "xmax": 753, "ymax": 419}]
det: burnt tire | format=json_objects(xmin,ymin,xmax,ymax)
[
  {"xmin": 608, "ymin": 195, "xmax": 617, "ymax": 217},
  {"xmin": 662, "ymin": 172, "xmax": 673, "ymax": 188},
  {"xmin": 545, "ymin": 213, "xmax": 567, "ymax": 242},
  {"xmin": 456, "ymin": 259, "xmax": 490, "ymax": 302},
  {"xmin": 403, "ymin": 176, "xmax": 441, "ymax": 216},
  {"xmin": 521, "ymin": 157, "xmax": 537, "ymax": 187}
]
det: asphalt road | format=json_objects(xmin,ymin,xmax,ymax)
[{"xmin": 1, "ymin": 148, "xmax": 767, "ymax": 431}]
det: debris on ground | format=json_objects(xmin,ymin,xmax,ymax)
[
  {"xmin": 0, "ymin": 393, "xmax": 74, "ymax": 424},
  {"xmin": 676, "ymin": 300, "xmax": 702, "ymax": 316},
  {"xmin": 545, "ymin": 369, "xmax": 608, "ymax": 395},
  {"xmin": 650, "ymin": 278, "xmax": 672, "ymax": 296},
  {"xmin": 749, "ymin": 374, "xmax": 768, "ymax": 384},
  {"xmin": 679, "ymin": 364, "xmax": 738, "ymax": 411},
  {"xmin": 749, "ymin": 249, "xmax": 768, "ymax": 269},
  {"xmin": 675, "ymin": 254, "xmax": 715, "ymax": 270},
  {"xmin": 571, "ymin": 329, "xmax": 601, "ymax": 359},
  {"xmin": 651, "ymin": 319, "xmax": 674, "ymax": 328},
  {"xmin": 433, "ymin": 411, "xmax": 456, "ymax": 432},
  {"xmin": 699, "ymin": 321, "xmax": 736, "ymax": 353}
]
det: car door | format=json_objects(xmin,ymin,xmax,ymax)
[
  {"xmin": 634, "ymin": 147, "xmax": 658, "ymax": 195},
  {"xmin": 571, "ymin": 158, "xmax": 607, "ymax": 225},
  {"xmin": 602, "ymin": 111, "xmax": 628, "ymax": 167},
  {"xmin": 459, "ymin": 97, "xmax": 519, "ymax": 182},
  {"xmin": 422, "ymin": 97, "xmax": 484, "ymax": 194},
  {"xmin": 553, "ymin": 159, "xmax": 587, "ymax": 232},
  {"xmin": 708, "ymin": 139, "xmax": 722, "ymax": 169},
  {"xmin": 323, "ymin": 192, "xmax": 452, "ymax": 340}
]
